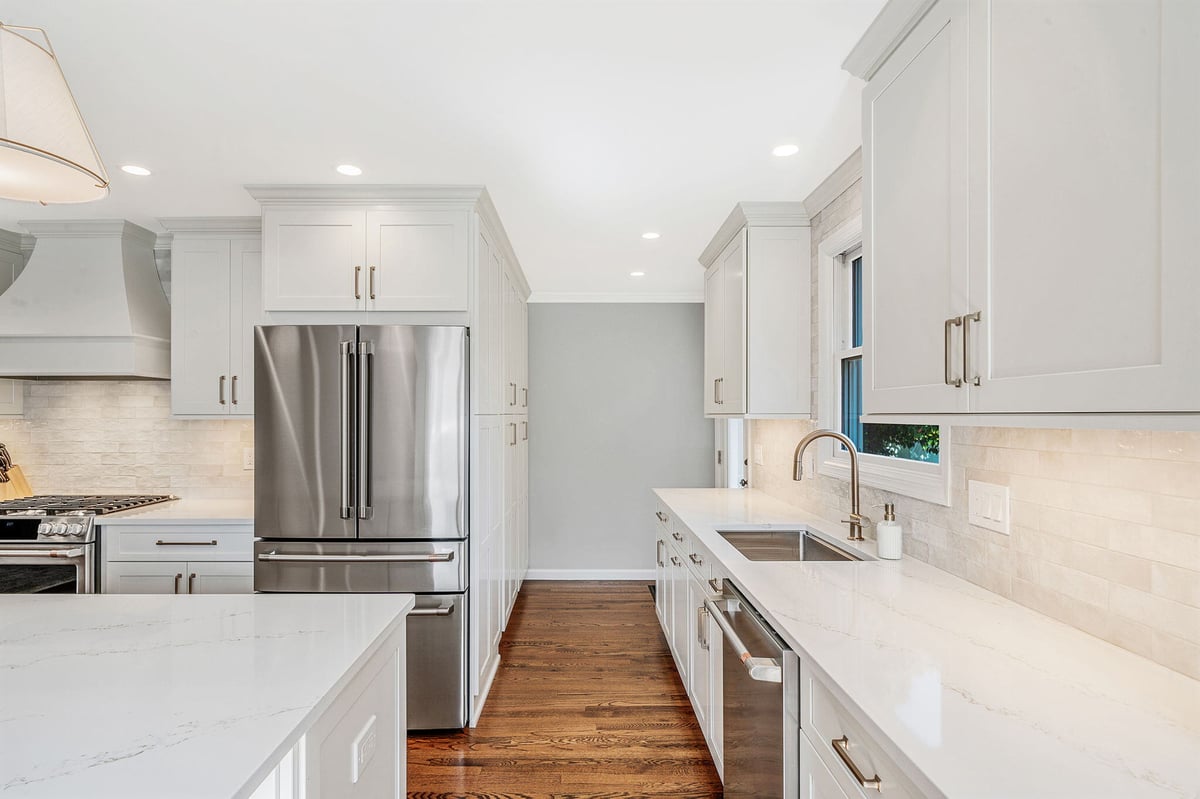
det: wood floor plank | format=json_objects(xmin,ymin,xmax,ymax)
[{"xmin": 408, "ymin": 581, "xmax": 723, "ymax": 798}]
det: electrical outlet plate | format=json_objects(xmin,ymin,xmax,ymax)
[
  {"xmin": 242, "ymin": 448, "xmax": 255, "ymax": 470},
  {"xmin": 968, "ymin": 480, "xmax": 1010, "ymax": 535},
  {"xmin": 351, "ymin": 714, "xmax": 377, "ymax": 784},
  {"xmin": 754, "ymin": 444, "xmax": 764, "ymax": 466}
]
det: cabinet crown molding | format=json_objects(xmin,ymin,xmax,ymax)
[
  {"xmin": 19, "ymin": 219, "xmax": 158, "ymax": 245},
  {"xmin": 842, "ymin": 0, "xmax": 939, "ymax": 79},
  {"xmin": 244, "ymin": 184, "xmax": 488, "ymax": 204},
  {"xmin": 803, "ymin": 148, "xmax": 862, "ymax": 218},
  {"xmin": 699, "ymin": 202, "xmax": 808, "ymax": 268},
  {"xmin": 158, "ymin": 217, "xmax": 262, "ymax": 235}
]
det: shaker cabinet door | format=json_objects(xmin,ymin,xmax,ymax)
[
  {"xmin": 263, "ymin": 208, "xmax": 365, "ymax": 312},
  {"xmin": 366, "ymin": 210, "xmax": 469, "ymax": 312},
  {"xmin": 171, "ymin": 240, "xmax": 233, "ymax": 416},
  {"xmin": 228, "ymin": 238, "xmax": 262, "ymax": 417},
  {"xmin": 862, "ymin": 0, "xmax": 971, "ymax": 415},
  {"xmin": 105, "ymin": 561, "xmax": 188, "ymax": 594},
  {"xmin": 703, "ymin": 263, "xmax": 725, "ymax": 416}
]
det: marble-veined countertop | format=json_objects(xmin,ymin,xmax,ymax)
[
  {"xmin": 655, "ymin": 488, "xmax": 1200, "ymax": 799},
  {"xmin": 0, "ymin": 593, "xmax": 413, "ymax": 798}
]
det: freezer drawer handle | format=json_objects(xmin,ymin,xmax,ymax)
[
  {"xmin": 703, "ymin": 597, "xmax": 782, "ymax": 683},
  {"xmin": 410, "ymin": 602, "xmax": 456, "ymax": 617},
  {"xmin": 257, "ymin": 551, "xmax": 455, "ymax": 563},
  {"xmin": 832, "ymin": 736, "xmax": 883, "ymax": 792}
]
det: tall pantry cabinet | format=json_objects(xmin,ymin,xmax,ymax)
[{"xmin": 850, "ymin": 0, "xmax": 1200, "ymax": 417}]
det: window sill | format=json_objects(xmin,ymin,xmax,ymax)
[{"xmin": 817, "ymin": 452, "xmax": 951, "ymax": 506}]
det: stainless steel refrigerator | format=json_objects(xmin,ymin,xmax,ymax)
[{"xmin": 253, "ymin": 324, "xmax": 469, "ymax": 730}]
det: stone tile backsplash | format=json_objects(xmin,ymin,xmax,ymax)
[{"xmin": 0, "ymin": 381, "xmax": 253, "ymax": 500}]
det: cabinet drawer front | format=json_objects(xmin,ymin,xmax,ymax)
[
  {"xmin": 801, "ymin": 732, "xmax": 851, "ymax": 799},
  {"xmin": 804, "ymin": 663, "xmax": 921, "ymax": 799},
  {"xmin": 107, "ymin": 526, "xmax": 253, "ymax": 561}
]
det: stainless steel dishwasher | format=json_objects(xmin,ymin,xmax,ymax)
[{"xmin": 705, "ymin": 583, "xmax": 799, "ymax": 798}]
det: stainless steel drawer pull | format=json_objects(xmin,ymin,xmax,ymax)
[
  {"xmin": 944, "ymin": 316, "xmax": 963, "ymax": 387},
  {"xmin": 173, "ymin": 573, "xmax": 182, "ymax": 594},
  {"xmin": 656, "ymin": 539, "xmax": 665, "ymax": 567},
  {"xmin": 188, "ymin": 572, "xmax": 197, "ymax": 593},
  {"xmin": 669, "ymin": 556, "xmax": 682, "ymax": 566},
  {"xmin": 410, "ymin": 603, "xmax": 456, "ymax": 617},
  {"xmin": 707, "ymin": 577, "xmax": 723, "ymax": 593},
  {"xmin": 354, "ymin": 265, "xmax": 362, "ymax": 299},
  {"xmin": 156, "ymin": 539, "xmax": 218, "ymax": 546},
  {"xmin": 703, "ymin": 597, "xmax": 782, "ymax": 683},
  {"xmin": 231, "ymin": 375, "xmax": 239, "ymax": 405},
  {"xmin": 218, "ymin": 374, "xmax": 227, "ymax": 405},
  {"xmin": 672, "ymin": 531, "xmax": 684, "ymax": 542},
  {"xmin": 257, "ymin": 551, "xmax": 455, "ymax": 563},
  {"xmin": 2, "ymin": 548, "xmax": 84, "ymax": 559},
  {"xmin": 655, "ymin": 511, "xmax": 668, "ymax": 523},
  {"xmin": 689, "ymin": 553, "xmax": 703, "ymax": 566},
  {"xmin": 697, "ymin": 604, "xmax": 709, "ymax": 650},
  {"xmin": 963, "ymin": 310, "xmax": 981, "ymax": 387},
  {"xmin": 832, "ymin": 736, "xmax": 882, "ymax": 792}
]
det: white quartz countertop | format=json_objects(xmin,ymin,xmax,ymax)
[
  {"xmin": 0, "ymin": 593, "xmax": 414, "ymax": 798},
  {"xmin": 655, "ymin": 488, "xmax": 1200, "ymax": 799},
  {"xmin": 99, "ymin": 497, "xmax": 254, "ymax": 524}
]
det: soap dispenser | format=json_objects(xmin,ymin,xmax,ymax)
[{"xmin": 876, "ymin": 503, "xmax": 903, "ymax": 560}]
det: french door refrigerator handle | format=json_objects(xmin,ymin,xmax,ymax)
[
  {"xmin": 703, "ymin": 597, "xmax": 782, "ymax": 683},
  {"xmin": 357, "ymin": 339, "xmax": 374, "ymax": 520},
  {"xmin": 339, "ymin": 340, "xmax": 355, "ymax": 519}
]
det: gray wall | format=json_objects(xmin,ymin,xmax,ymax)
[{"xmin": 528, "ymin": 303, "xmax": 714, "ymax": 576}]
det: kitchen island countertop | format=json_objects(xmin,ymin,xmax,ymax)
[
  {"xmin": 0, "ymin": 593, "xmax": 413, "ymax": 798},
  {"xmin": 100, "ymin": 497, "xmax": 254, "ymax": 525}
]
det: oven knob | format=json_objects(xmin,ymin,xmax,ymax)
[
  {"xmin": 52, "ymin": 523, "xmax": 68, "ymax": 536},
  {"xmin": 37, "ymin": 523, "xmax": 51, "ymax": 535},
  {"xmin": 67, "ymin": 523, "xmax": 84, "ymax": 537}
]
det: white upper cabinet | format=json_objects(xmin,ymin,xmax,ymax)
[
  {"xmin": 162, "ymin": 219, "xmax": 262, "ymax": 417},
  {"xmin": 848, "ymin": 0, "xmax": 1200, "ymax": 416},
  {"xmin": 861, "ymin": 0, "xmax": 970, "ymax": 415},
  {"xmin": 262, "ymin": 208, "xmax": 365, "ymax": 312},
  {"xmin": 365, "ymin": 210, "xmax": 469, "ymax": 312},
  {"xmin": 700, "ymin": 204, "xmax": 811, "ymax": 418}
]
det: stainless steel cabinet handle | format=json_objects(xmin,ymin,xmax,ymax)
[
  {"xmin": 357, "ymin": 340, "xmax": 374, "ymax": 520},
  {"xmin": 656, "ymin": 539, "xmax": 665, "ymax": 567},
  {"xmin": 173, "ymin": 573, "xmax": 182, "ymax": 594},
  {"xmin": 188, "ymin": 573, "xmax": 196, "ymax": 593},
  {"xmin": 713, "ymin": 378, "xmax": 720, "ymax": 405},
  {"xmin": 708, "ymin": 577, "xmax": 723, "ymax": 593},
  {"xmin": 832, "ymin": 736, "xmax": 882, "ymax": 792},
  {"xmin": 155, "ymin": 539, "xmax": 217, "ymax": 546},
  {"xmin": 703, "ymin": 597, "xmax": 782, "ymax": 683},
  {"xmin": 218, "ymin": 375, "xmax": 227, "ymax": 405},
  {"xmin": 521, "ymin": 420, "xmax": 528, "ymax": 441},
  {"xmin": 963, "ymin": 310, "xmax": 981, "ymax": 387},
  {"xmin": 509, "ymin": 422, "xmax": 518, "ymax": 446},
  {"xmin": 231, "ymin": 375, "xmax": 238, "ymax": 405},
  {"xmin": 2, "ymin": 548, "xmax": 84, "ymax": 559},
  {"xmin": 521, "ymin": 387, "xmax": 528, "ymax": 407},
  {"xmin": 689, "ymin": 552, "xmax": 703, "ymax": 566},
  {"xmin": 670, "ymin": 556, "xmax": 682, "ymax": 566},
  {"xmin": 944, "ymin": 317, "xmax": 964, "ymax": 387},
  {"xmin": 339, "ymin": 341, "xmax": 355, "ymax": 520},
  {"xmin": 697, "ymin": 604, "xmax": 709, "ymax": 650},
  {"xmin": 510, "ymin": 382, "xmax": 518, "ymax": 406},
  {"xmin": 410, "ymin": 602, "xmax": 455, "ymax": 617},
  {"xmin": 369, "ymin": 265, "xmax": 376, "ymax": 300},
  {"xmin": 655, "ymin": 511, "xmax": 668, "ymax": 523},
  {"xmin": 257, "ymin": 551, "xmax": 455, "ymax": 563},
  {"xmin": 672, "ymin": 531, "xmax": 684, "ymax": 542},
  {"xmin": 354, "ymin": 265, "xmax": 362, "ymax": 299},
  {"xmin": 717, "ymin": 377, "xmax": 724, "ymax": 405}
]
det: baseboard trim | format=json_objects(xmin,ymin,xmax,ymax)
[
  {"xmin": 469, "ymin": 655, "xmax": 500, "ymax": 728},
  {"xmin": 524, "ymin": 568, "xmax": 655, "ymax": 581}
]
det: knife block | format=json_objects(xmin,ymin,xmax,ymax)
[{"xmin": 0, "ymin": 465, "xmax": 33, "ymax": 501}]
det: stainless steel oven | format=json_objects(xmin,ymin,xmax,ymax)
[
  {"xmin": 0, "ymin": 515, "xmax": 97, "ymax": 593},
  {"xmin": 705, "ymin": 582, "xmax": 799, "ymax": 799}
]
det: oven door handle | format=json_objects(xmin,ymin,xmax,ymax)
[
  {"xmin": 704, "ymin": 597, "xmax": 782, "ymax": 683},
  {"xmin": 1, "ymin": 548, "xmax": 85, "ymax": 559}
]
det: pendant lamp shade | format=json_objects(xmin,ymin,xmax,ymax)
[{"xmin": 0, "ymin": 23, "xmax": 108, "ymax": 203}]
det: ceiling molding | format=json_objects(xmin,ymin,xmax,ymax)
[
  {"xmin": 528, "ymin": 292, "xmax": 703, "ymax": 304},
  {"xmin": 803, "ymin": 148, "xmax": 863, "ymax": 218},
  {"xmin": 475, "ymin": 189, "xmax": 531, "ymax": 298},
  {"xmin": 842, "ymin": 0, "xmax": 938, "ymax": 79},
  {"xmin": 698, "ymin": 201, "xmax": 809, "ymax": 268},
  {"xmin": 158, "ymin": 217, "xmax": 262, "ymax": 234},
  {"xmin": 245, "ymin": 184, "xmax": 487, "ymax": 204}
]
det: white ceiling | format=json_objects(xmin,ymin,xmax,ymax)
[{"xmin": 0, "ymin": 0, "xmax": 882, "ymax": 300}]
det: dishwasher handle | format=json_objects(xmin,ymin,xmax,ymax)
[{"xmin": 704, "ymin": 597, "xmax": 782, "ymax": 683}]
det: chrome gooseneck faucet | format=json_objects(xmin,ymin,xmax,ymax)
[{"xmin": 793, "ymin": 429, "xmax": 869, "ymax": 541}]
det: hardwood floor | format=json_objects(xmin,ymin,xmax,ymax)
[{"xmin": 408, "ymin": 581, "xmax": 723, "ymax": 798}]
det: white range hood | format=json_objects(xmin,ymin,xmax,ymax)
[{"xmin": 0, "ymin": 220, "xmax": 170, "ymax": 379}]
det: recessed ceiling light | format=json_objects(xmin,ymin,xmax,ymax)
[
  {"xmin": 630, "ymin": 271, "xmax": 646, "ymax": 277},
  {"xmin": 641, "ymin": 232, "xmax": 660, "ymax": 240},
  {"xmin": 772, "ymin": 144, "xmax": 800, "ymax": 157},
  {"xmin": 120, "ymin": 165, "xmax": 151, "ymax": 176},
  {"xmin": 336, "ymin": 164, "xmax": 362, "ymax": 176}
]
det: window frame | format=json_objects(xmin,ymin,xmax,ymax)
[{"xmin": 815, "ymin": 216, "xmax": 951, "ymax": 506}]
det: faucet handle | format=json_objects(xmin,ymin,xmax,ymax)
[{"xmin": 842, "ymin": 512, "xmax": 871, "ymax": 524}]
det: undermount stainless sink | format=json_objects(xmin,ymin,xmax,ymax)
[{"xmin": 717, "ymin": 529, "xmax": 863, "ymax": 562}]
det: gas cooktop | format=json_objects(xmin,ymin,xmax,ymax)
[{"xmin": 0, "ymin": 495, "xmax": 178, "ymax": 515}]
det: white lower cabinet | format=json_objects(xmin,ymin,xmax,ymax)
[
  {"xmin": 105, "ymin": 559, "xmax": 253, "ymax": 594},
  {"xmin": 801, "ymin": 734, "xmax": 850, "ymax": 799},
  {"xmin": 102, "ymin": 523, "xmax": 254, "ymax": 595}
]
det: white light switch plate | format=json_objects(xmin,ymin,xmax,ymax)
[
  {"xmin": 351, "ymin": 714, "xmax": 377, "ymax": 784},
  {"xmin": 968, "ymin": 480, "xmax": 1010, "ymax": 535},
  {"xmin": 242, "ymin": 448, "xmax": 255, "ymax": 470},
  {"xmin": 754, "ymin": 444, "xmax": 764, "ymax": 466}
]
